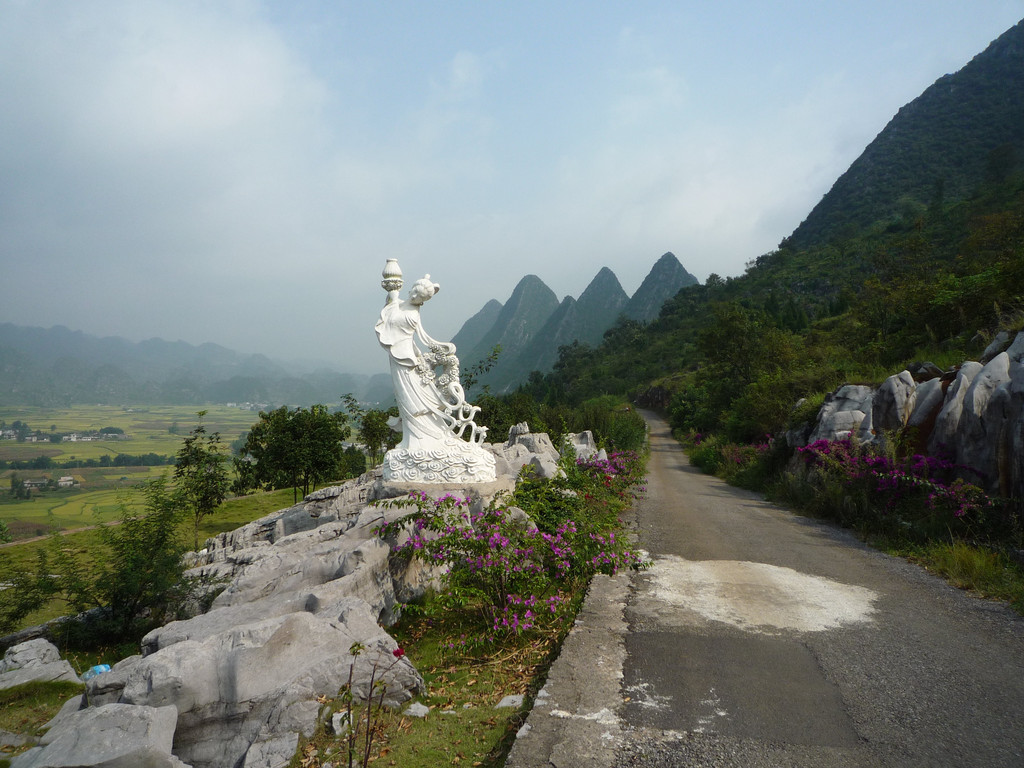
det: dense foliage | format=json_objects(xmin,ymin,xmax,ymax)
[
  {"xmin": 233, "ymin": 404, "xmax": 353, "ymax": 502},
  {"xmin": 42, "ymin": 478, "xmax": 192, "ymax": 645}
]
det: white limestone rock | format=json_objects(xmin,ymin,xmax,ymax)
[
  {"xmin": 928, "ymin": 362, "xmax": 984, "ymax": 456},
  {"xmin": 528, "ymin": 455, "xmax": 561, "ymax": 480},
  {"xmin": 871, "ymin": 371, "xmax": 917, "ymax": 440},
  {"xmin": 506, "ymin": 431, "xmax": 560, "ymax": 464},
  {"xmin": 120, "ymin": 611, "xmax": 422, "ymax": 768},
  {"xmin": 563, "ymin": 431, "xmax": 599, "ymax": 460},
  {"xmin": 907, "ymin": 377, "xmax": 946, "ymax": 429},
  {"xmin": 981, "ymin": 331, "xmax": 1012, "ymax": 363},
  {"xmin": 1002, "ymin": 361, "xmax": 1024, "ymax": 499},
  {"xmin": 807, "ymin": 385, "xmax": 874, "ymax": 444},
  {"xmin": 10, "ymin": 703, "xmax": 187, "ymax": 768},
  {"xmin": 1007, "ymin": 331, "xmax": 1024, "ymax": 364},
  {"xmin": 0, "ymin": 639, "xmax": 80, "ymax": 691},
  {"xmin": 956, "ymin": 353, "xmax": 1010, "ymax": 487}
]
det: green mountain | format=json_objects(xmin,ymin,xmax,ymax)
[
  {"xmin": 623, "ymin": 252, "xmax": 698, "ymax": 322},
  {"xmin": 457, "ymin": 254, "xmax": 700, "ymax": 392},
  {"xmin": 519, "ymin": 18, "xmax": 1024, "ymax": 444},
  {"xmin": 462, "ymin": 275, "xmax": 561, "ymax": 388},
  {"xmin": 511, "ymin": 267, "xmax": 628, "ymax": 383},
  {"xmin": 451, "ymin": 299, "xmax": 503, "ymax": 357},
  {"xmin": 789, "ymin": 18, "xmax": 1024, "ymax": 249}
]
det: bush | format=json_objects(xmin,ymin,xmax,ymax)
[
  {"xmin": 783, "ymin": 438, "xmax": 1010, "ymax": 543},
  {"xmin": 377, "ymin": 451, "xmax": 647, "ymax": 651},
  {"xmin": 45, "ymin": 478, "xmax": 192, "ymax": 647}
]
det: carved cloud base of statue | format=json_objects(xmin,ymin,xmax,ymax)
[
  {"xmin": 375, "ymin": 258, "xmax": 497, "ymax": 484},
  {"xmin": 382, "ymin": 442, "xmax": 496, "ymax": 484}
]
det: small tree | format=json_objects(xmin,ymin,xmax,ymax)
[
  {"xmin": 174, "ymin": 411, "xmax": 229, "ymax": 550},
  {"xmin": 48, "ymin": 478, "xmax": 189, "ymax": 644},
  {"xmin": 9, "ymin": 474, "xmax": 28, "ymax": 499},
  {"xmin": 358, "ymin": 408, "xmax": 399, "ymax": 466},
  {"xmin": 234, "ymin": 405, "xmax": 350, "ymax": 503}
]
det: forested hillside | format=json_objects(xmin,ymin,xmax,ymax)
[
  {"xmin": 789, "ymin": 19, "xmax": 1024, "ymax": 249},
  {"xmin": 516, "ymin": 19, "xmax": 1024, "ymax": 444}
]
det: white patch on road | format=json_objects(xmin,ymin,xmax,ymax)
[
  {"xmin": 644, "ymin": 555, "xmax": 878, "ymax": 634},
  {"xmin": 624, "ymin": 680, "xmax": 672, "ymax": 711},
  {"xmin": 549, "ymin": 708, "xmax": 619, "ymax": 725}
]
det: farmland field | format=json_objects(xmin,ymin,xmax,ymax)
[
  {"xmin": 0, "ymin": 405, "xmax": 263, "ymax": 541},
  {"xmin": 0, "ymin": 487, "xmax": 299, "ymax": 629}
]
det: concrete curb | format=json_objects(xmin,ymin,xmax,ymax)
[{"xmin": 505, "ymin": 571, "xmax": 631, "ymax": 768}]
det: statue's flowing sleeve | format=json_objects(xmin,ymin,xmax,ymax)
[{"xmin": 375, "ymin": 303, "xmax": 419, "ymax": 367}]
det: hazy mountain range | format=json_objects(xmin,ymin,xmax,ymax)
[
  {"xmin": 0, "ymin": 253, "xmax": 695, "ymax": 407},
  {"xmin": 0, "ymin": 323, "xmax": 392, "ymax": 407}
]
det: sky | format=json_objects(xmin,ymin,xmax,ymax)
[{"xmin": 2, "ymin": 1, "xmax": 1023, "ymax": 375}]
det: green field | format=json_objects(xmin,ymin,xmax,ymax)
[
  {"xmin": 0, "ymin": 405, "xmax": 263, "ymax": 542},
  {"xmin": 0, "ymin": 487, "xmax": 299, "ymax": 630}
]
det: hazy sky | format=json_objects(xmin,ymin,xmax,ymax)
[{"xmin": 2, "ymin": 1, "xmax": 1022, "ymax": 374}]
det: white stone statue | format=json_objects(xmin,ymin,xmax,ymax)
[{"xmin": 375, "ymin": 259, "xmax": 496, "ymax": 483}]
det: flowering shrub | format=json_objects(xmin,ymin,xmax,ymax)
[
  {"xmin": 377, "ymin": 451, "xmax": 647, "ymax": 650},
  {"xmin": 685, "ymin": 433, "xmax": 781, "ymax": 491},
  {"xmin": 793, "ymin": 437, "xmax": 998, "ymax": 541}
]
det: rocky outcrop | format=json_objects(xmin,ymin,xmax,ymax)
[
  {"xmin": 791, "ymin": 331, "xmax": 1024, "ymax": 497},
  {"xmin": 0, "ymin": 639, "xmax": 80, "ymax": 690},
  {"xmin": 12, "ymin": 704, "xmax": 187, "ymax": 768},
  {"xmin": 14, "ymin": 432, "xmax": 563, "ymax": 768}
]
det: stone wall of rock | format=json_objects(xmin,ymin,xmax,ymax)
[
  {"xmin": 9, "ymin": 429, "xmax": 573, "ymax": 768},
  {"xmin": 787, "ymin": 331, "xmax": 1024, "ymax": 499}
]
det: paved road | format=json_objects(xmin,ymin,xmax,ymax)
[{"xmin": 507, "ymin": 411, "xmax": 1024, "ymax": 768}]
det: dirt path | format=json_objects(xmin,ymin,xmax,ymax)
[{"xmin": 0, "ymin": 520, "xmax": 121, "ymax": 549}]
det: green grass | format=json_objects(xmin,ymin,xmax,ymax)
[
  {"xmin": 0, "ymin": 680, "xmax": 85, "ymax": 762},
  {"xmin": 291, "ymin": 611, "xmax": 561, "ymax": 768},
  {"xmin": 0, "ymin": 486, "xmax": 303, "ymax": 632},
  {"xmin": 0, "ymin": 404, "xmax": 259, "ymax": 464},
  {"xmin": 0, "ymin": 404, "xmax": 268, "ymax": 543},
  {"xmin": 902, "ymin": 540, "xmax": 1024, "ymax": 612}
]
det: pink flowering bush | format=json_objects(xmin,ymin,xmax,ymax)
[
  {"xmin": 377, "ymin": 451, "xmax": 647, "ymax": 650},
  {"xmin": 792, "ymin": 437, "xmax": 1003, "ymax": 541}
]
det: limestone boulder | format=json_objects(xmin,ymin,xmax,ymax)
[
  {"xmin": 807, "ymin": 385, "xmax": 874, "ymax": 444},
  {"xmin": 907, "ymin": 377, "xmax": 947, "ymax": 429},
  {"xmin": 506, "ymin": 431, "xmax": 560, "ymax": 464},
  {"xmin": 0, "ymin": 639, "xmax": 80, "ymax": 690},
  {"xmin": 871, "ymin": 371, "xmax": 917, "ymax": 440},
  {"xmin": 928, "ymin": 362, "xmax": 983, "ymax": 457},
  {"xmin": 10, "ymin": 703, "xmax": 187, "ymax": 768},
  {"xmin": 528, "ymin": 455, "xmax": 562, "ymax": 479},
  {"xmin": 1007, "ymin": 331, "xmax": 1024, "ymax": 364},
  {"xmin": 488, "ymin": 442, "xmax": 534, "ymax": 476},
  {"xmin": 1001, "ymin": 361, "xmax": 1024, "ymax": 499},
  {"xmin": 120, "ymin": 610, "xmax": 421, "ymax": 768},
  {"xmin": 956, "ymin": 353, "xmax": 1011, "ymax": 488},
  {"xmin": 981, "ymin": 331, "xmax": 1012, "ymax": 363},
  {"xmin": 563, "ymin": 431, "xmax": 600, "ymax": 460}
]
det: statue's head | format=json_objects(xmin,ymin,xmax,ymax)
[{"xmin": 409, "ymin": 275, "xmax": 440, "ymax": 305}]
